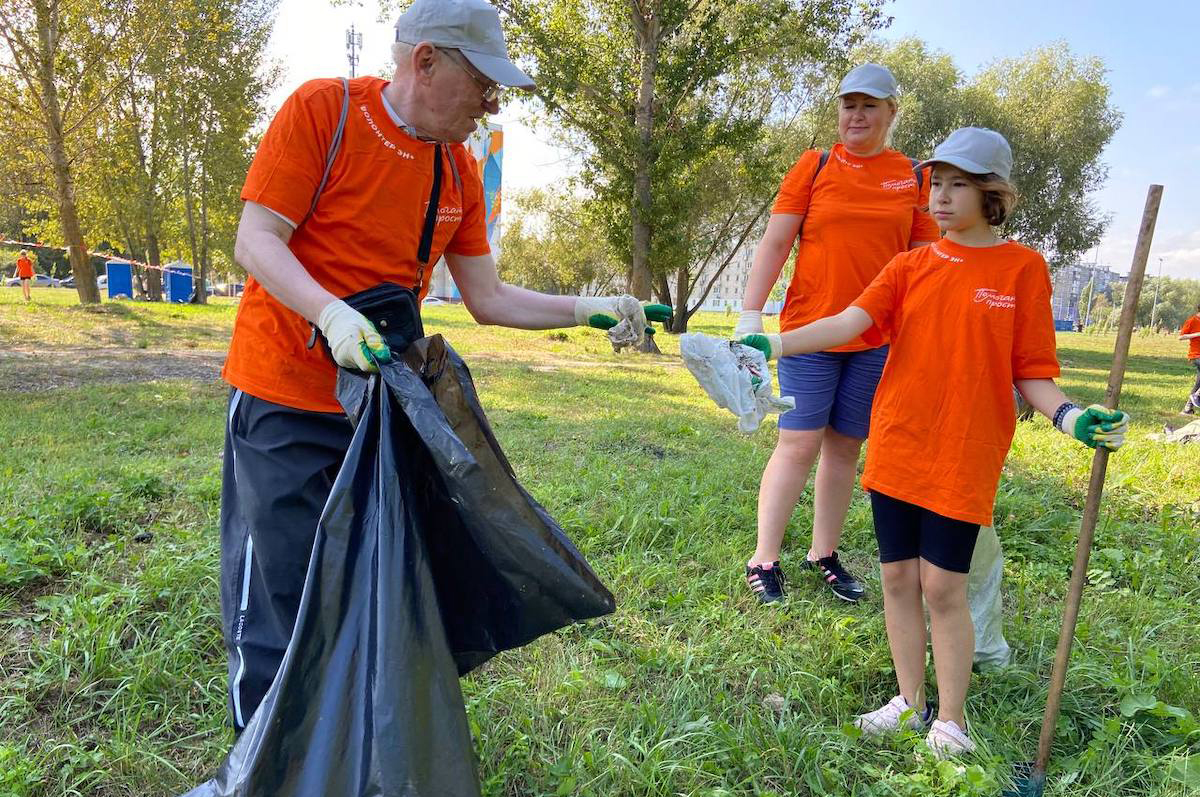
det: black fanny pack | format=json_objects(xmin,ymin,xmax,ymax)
[
  {"xmin": 341, "ymin": 282, "xmax": 425, "ymax": 353},
  {"xmin": 309, "ymin": 282, "xmax": 425, "ymax": 362}
]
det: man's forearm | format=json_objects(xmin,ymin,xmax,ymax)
[
  {"xmin": 235, "ymin": 229, "xmax": 335, "ymax": 323},
  {"xmin": 467, "ymin": 282, "xmax": 578, "ymax": 329}
]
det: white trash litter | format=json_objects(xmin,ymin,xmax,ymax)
[
  {"xmin": 680, "ymin": 333, "xmax": 795, "ymax": 433},
  {"xmin": 969, "ymin": 524, "xmax": 1011, "ymax": 669}
]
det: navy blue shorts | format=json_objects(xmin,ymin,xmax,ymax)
[
  {"xmin": 869, "ymin": 490, "xmax": 980, "ymax": 574},
  {"xmin": 775, "ymin": 346, "xmax": 888, "ymax": 438}
]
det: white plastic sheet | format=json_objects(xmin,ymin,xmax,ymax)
[
  {"xmin": 680, "ymin": 333, "xmax": 795, "ymax": 433},
  {"xmin": 969, "ymin": 524, "xmax": 1011, "ymax": 669}
]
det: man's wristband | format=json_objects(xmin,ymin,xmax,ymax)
[{"xmin": 1052, "ymin": 401, "xmax": 1080, "ymax": 432}]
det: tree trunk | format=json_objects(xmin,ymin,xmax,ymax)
[
  {"xmin": 629, "ymin": 1, "xmax": 660, "ymax": 301},
  {"xmin": 145, "ymin": 232, "xmax": 162, "ymax": 301},
  {"xmin": 670, "ymin": 264, "xmax": 690, "ymax": 333},
  {"xmin": 33, "ymin": 2, "xmax": 98, "ymax": 304},
  {"xmin": 183, "ymin": 147, "xmax": 205, "ymax": 304}
]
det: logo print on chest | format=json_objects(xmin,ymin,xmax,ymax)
[{"xmin": 973, "ymin": 288, "xmax": 1015, "ymax": 309}]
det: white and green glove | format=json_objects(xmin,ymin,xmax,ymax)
[
  {"xmin": 734, "ymin": 309, "xmax": 765, "ymax": 337},
  {"xmin": 574, "ymin": 295, "xmax": 673, "ymax": 335},
  {"xmin": 737, "ymin": 333, "xmax": 783, "ymax": 362},
  {"xmin": 1057, "ymin": 403, "xmax": 1130, "ymax": 450},
  {"xmin": 317, "ymin": 299, "xmax": 392, "ymax": 372}
]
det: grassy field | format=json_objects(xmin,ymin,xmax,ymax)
[{"xmin": 1, "ymin": 286, "xmax": 1197, "ymax": 796}]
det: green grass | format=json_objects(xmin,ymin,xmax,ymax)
[{"xmin": 1, "ymin": 286, "xmax": 1198, "ymax": 796}]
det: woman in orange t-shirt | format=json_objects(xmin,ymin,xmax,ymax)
[
  {"xmin": 737, "ymin": 64, "xmax": 940, "ymax": 605},
  {"xmin": 739, "ymin": 128, "xmax": 1129, "ymax": 756}
]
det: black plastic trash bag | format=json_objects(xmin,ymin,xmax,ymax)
[{"xmin": 184, "ymin": 334, "xmax": 615, "ymax": 797}]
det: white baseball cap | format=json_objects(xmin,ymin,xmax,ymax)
[
  {"xmin": 395, "ymin": 0, "xmax": 535, "ymax": 90},
  {"xmin": 916, "ymin": 127, "xmax": 1013, "ymax": 180},
  {"xmin": 836, "ymin": 63, "xmax": 898, "ymax": 99}
]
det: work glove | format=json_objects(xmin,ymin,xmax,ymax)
[
  {"xmin": 317, "ymin": 299, "xmax": 392, "ymax": 372},
  {"xmin": 737, "ymin": 333, "xmax": 782, "ymax": 362},
  {"xmin": 574, "ymin": 295, "xmax": 673, "ymax": 333},
  {"xmin": 734, "ymin": 309, "xmax": 765, "ymax": 337},
  {"xmin": 1058, "ymin": 403, "xmax": 1130, "ymax": 450}
]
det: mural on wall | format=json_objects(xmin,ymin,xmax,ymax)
[
  {"xmin": 467, "ymin": 123, "xmax": 503, "ymax": 253},
  {"xmin": 430, "ymin": 123, "xmax": 503, "ymax": 301}
]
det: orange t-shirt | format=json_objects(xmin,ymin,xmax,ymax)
[
  {"xmin": 773, "ymin": 143, "xmax": 940, "ymax": 351},
  {"xmin": 1181, "ymin": 315, "xmax": 1200, "ymax": 359},
  {"xmin": 15, "ymin": 257, "xmax": 33, "ymax": 278},
  {"xmin": 852, "ymin": 239, "xmax": 1061, "ymax": 526},
  {"xmin": 222, "ymin": 77, "xmax": 491, "ymax": 412}
]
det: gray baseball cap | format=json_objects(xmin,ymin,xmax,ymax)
[
  {"xmin": 395, "ymin": 0, "xmax": 535, "ymax": 90},
  {"xmin": 916, "ymin": 127, "xmax": 1013, "ymax": 180},
  {"xmin": 836, "ymin": 63, "xmax": 898, "ymax": 99}
]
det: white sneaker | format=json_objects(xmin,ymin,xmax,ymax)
[
  {"xmin": 926, "ymin": 719, "xmax": 977, "ymax": 758},
  {"xmin": 854, "ymin": 695, "xmax": 931, "ymax": 735}
]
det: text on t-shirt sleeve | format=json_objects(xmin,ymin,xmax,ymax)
[
  {"xmin": 852, "ymin": 254, "xmax": 906, "ymax": 347},
  {"xmin": 1011, "ymin": 256, "xmax": 1061, "ymax": 379},
  {"xmin": 771, "ymin": 150, "xmax": 822, "ymax": 217},
  {"xmin": 240, "ymin": 81, "xmax": 338, "ymax": 226}
]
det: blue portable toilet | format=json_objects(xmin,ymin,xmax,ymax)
[
  {"xmin": 106, "ymin": 261, "xmax": 133, "ymax": 299},
  {"xmin": 165, "ymin": 261, "xmax": 193, "ymax": 303}
]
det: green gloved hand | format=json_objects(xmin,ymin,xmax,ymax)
[
  {"xmin": 737, "ymin": 333, "xmax": 782, "ymax": 362},
  {"xmin": 1058, "ymin": 403, "xmax": 1130, "ymax": 450}
]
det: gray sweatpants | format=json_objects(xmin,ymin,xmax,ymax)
[{"xmin": 219, "ymin": 388, "xmax": 353, "ymax": 731}]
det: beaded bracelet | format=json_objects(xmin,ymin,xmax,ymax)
[{"xmin": 1052, "ymin": 401, "xmax": 1079, "ymax": 431}]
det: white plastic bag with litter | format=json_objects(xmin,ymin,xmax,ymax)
[
  {"xmin": 680, "ymin": 333, "xmax": 795, "ymax": 433},
  {"xmin": 968, "ymin": 524, "xmax": 1011, "ymax": 669}
]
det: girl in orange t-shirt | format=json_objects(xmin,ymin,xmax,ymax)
[{"xmin": 738, "ymin": 128, "xmax": 1129, "ymax": 757}]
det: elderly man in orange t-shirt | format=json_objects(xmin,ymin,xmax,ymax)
[
  {"xmin": 218, "ymin": 0, "xmax": 669, "ymax": 734},
  {"xmin": 14, "ymin": 250, "xmax": 34, "ymax": 301}
]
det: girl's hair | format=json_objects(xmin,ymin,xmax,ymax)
[{"xmin": 963, "ymin": 172, "xmax": 1019, "ymax": 226}]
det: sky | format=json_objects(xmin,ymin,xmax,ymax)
[{"xmin": 265, "ymin": 0, "xmax": 1199, "ymax": 280}]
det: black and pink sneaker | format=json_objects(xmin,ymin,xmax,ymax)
[
  {"xmin": 801, "ymin": 550, "xmax": 865, "ymax": 603},
  {"xmin": 746, "ymin": 561, "xmax": 786, "ymax": 604}
]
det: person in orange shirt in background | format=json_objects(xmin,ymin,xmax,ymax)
[
  {"xmin": 1178, "ymin": 304, "xmax": 1200, "ymax": 414},
  {"xmin": 14, "ymin": 250, "xmax": 34, "ymax": 301},
  {"xmin": 739, "ymin": 128, "xmax": 1129, "ymax": 757},
  {"xmin": 220, "ymin": 0, "xmax": 668, "ymax": 734},
  {"xmin": 736, "ymin": 64, "xmax": 940, "ymax": 605}
]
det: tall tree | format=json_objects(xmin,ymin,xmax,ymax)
[
  {"xmin": 495, "ymin": 1, "xmax": 885, "ymax": 303},
  {"xmin": 0, "ymin": 0, "xmax": 139, "ymax": 303}
]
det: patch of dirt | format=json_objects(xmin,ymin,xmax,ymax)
[{"xmin": 0, "ymin": 346, "xmax": 225, "ymax": 392}]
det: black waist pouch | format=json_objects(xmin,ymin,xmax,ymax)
[{"xmin": 341, "ymin": 281, "xmax": 425, "ymax": 353}]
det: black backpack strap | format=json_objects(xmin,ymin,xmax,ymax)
[
  {"xmin": 302, "ymin": 77, "xmax": 351, "ymax": 226},
  {"xmin": 816, "ymin": 149, "xmax": 831, "ymax": 179},
  {"xmin": 910, "ymin": 158, "xmax": 923, "ymax": 190}
]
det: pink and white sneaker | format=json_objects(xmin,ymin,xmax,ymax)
[
  {"xmin": 926, "ymin": 719, "xmax": 977, "ymax": 758},
  {"xmin": 854, "ymin": 695, "xmax": 932, "ymax": 735}
]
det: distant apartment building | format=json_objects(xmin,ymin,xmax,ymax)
[
  {"xmin": 692, "ymin": 245, "xmax": 785, "ymax": 314},
  {"xmin": 1050, "ymin": 262, "xmax": 1120, "ymax": 324}
]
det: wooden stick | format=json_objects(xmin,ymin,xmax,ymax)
[{"xmin": 1033, "ymin": 184, "xmax": 1164, "ymax": 774}]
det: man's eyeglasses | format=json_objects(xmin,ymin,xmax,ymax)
[{"xmin": 437, "ymin": 47, "xmax": 504, "ymax": 104}]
